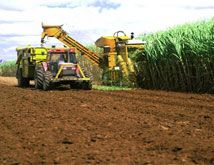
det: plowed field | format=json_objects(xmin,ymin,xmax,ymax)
[{"xmin": 0, "ymin": 77, "xmax": 213, "ymax": 164}]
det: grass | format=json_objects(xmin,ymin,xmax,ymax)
[
  {"xmin": 77, "ymin": 45, "xmax": 102, "ymax": 83},
  {"xmin": 0, "ymin": 60, "xmax": 16, "ymax": 77},
  {"xmin": 93, "ymin": 85, "xmax": 132, "ymax": 91}
]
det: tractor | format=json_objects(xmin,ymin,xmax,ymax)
[{"xmin": 16, "ymin": 46, "xmax": 92, "ymax": 90}]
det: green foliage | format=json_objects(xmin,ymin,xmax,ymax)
[
  {"xmin": 0, "ymin": 61, "xmax": 16, "ymax": 77},
  {"xmin": 77, "ymin": 45, "xmax": 103, "ymax": 83},
  {"xmin": 93, "ymin": 85, "xmax": 132, "ymax": 91},
  {"xmin": 135, "ymin": 18, "xmax": 214, "ymax": 93}
]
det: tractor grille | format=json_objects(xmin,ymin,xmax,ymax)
[{"xmin": 61, "ymin": 69, "xmax": 76, "ymax": 76}]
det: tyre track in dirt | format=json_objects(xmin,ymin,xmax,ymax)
[
  {"xmin": 88, "ymin": 90, "xmax": 214, "ymax": 110},
  {"xmin": 63, "ymin": 90, "xmax": 213, "ymax": 132}
]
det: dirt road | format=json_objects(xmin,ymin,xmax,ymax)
[{"xmin": 0, "ymin": 77, "xmax": 213, "ymax": 164}]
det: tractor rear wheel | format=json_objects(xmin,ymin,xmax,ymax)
[
  {"xmin": 17, "ymin": 68, "xmax": 29, "ymax": 87},
  {"xmin": 43, "ymin": 71, "xmax": 52, "ymax": 91},
  {"xmin": 34, "ymin": 68, "xmax": 43, "ymax": 89}
]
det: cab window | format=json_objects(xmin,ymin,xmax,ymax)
[{"xmin": 69, "ymin": 53, "xmax": 77, "ymax": 63}]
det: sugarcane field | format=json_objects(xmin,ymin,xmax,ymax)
[{"xmin": 0, "ymin": 1, "xmax": 213, "ymax": 164}]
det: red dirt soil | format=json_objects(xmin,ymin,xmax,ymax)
[{"xmin": 0, "ymin": 77, "xmax": 213, "ymax": 164}]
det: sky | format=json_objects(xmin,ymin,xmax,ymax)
[{"xmin": 0, "ymin": 0, "xmax": 213, "ymax": 61}]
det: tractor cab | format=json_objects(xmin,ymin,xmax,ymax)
[
  {"xmin": 45, "ymin": 47, "xmax": 79, "ymax": 77},
  {"xmin": 47, "ymin": 47, "xmax": 77, "ymax": 63}
]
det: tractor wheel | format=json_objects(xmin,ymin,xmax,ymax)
[
  {"xmin": 34, "ymin": 68, "xmax": 43, "ymax": 89},
  {"xmin": 70, "ymin": 82, "xmax": 82, "ymax": 89},
  {"xmin": 80, "ymin": 66, "xmax": 93, "ymax": 90},
  {"xmin": 81, "ymin": 66, "xmax": 93, "ymax": 81},
  {"xmin": 43, "ymin": 71, "xmax": 52, "ymax": 91},
  {"xmin": 82, "ymin": 81, "xmax": 92, "ymax": 90},
  {"xmin": 17, "ymin": 68, "xmax": 29, "ymax": 87}
]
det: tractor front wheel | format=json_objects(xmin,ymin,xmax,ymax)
[
  {"xmin": 34, "ymin": 68, "xmax": 43, "ymax": 89},
  {"xmin": 43, "ymin": 71, "xmax": 52, "ymax": 91},
  {"xmin": 80, "ymin": 66, "xmax": 92, "ymax": 90},
  {"xmin": 82, "ymin": 81, "xmax": 92, "ymax": 90}
]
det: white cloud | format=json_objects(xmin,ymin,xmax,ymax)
[{"xmin": 0, "ymin": 0, "xmax": 213, "ymax": 60}]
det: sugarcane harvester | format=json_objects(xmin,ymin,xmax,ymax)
[{"xmin": 41, "ymin": 25, "xmax": 145, "ymax": 85}]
